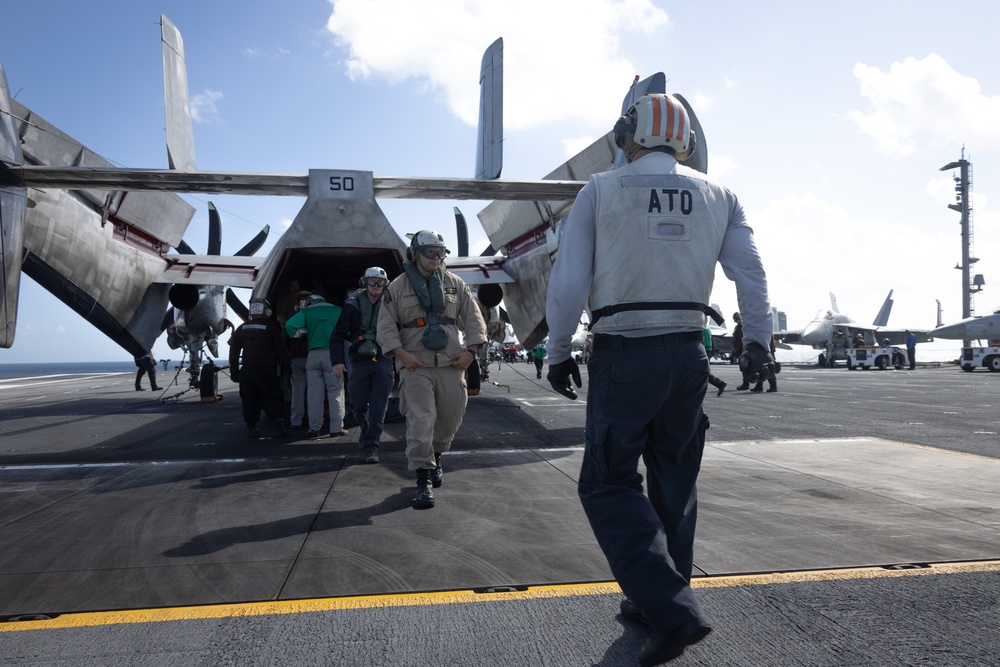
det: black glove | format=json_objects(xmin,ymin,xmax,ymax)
[
  {"xmin": 547, "ymin": 358, "xmax": 582, "ymax": 400},
  {"xmin": 230, "ymin": 367, "xmax": 241, "ymax": 383},
  {"xmin": 738, "ymin": 342, "xmax": 775, "ymax": 384}
]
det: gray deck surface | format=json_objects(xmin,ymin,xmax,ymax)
[{"xmin": 0, "ymin": 361, "xmax": 998, "ymax": 665}]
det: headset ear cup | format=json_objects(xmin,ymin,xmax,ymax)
[
  {"xmin": 613, "ymin": 116, "xmax": 627, "ymax": 148},
  {"xmin": 678, "ymin": 129, "xmax": 697, "ymax": 162},
  {"xmin": 613, "ymin": 115, "xmax": 637, "ymax": 149}
]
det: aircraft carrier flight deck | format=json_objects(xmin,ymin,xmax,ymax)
[{"xmin": 0, "ymin": 360, "xmax": 997, "ymax": 666}]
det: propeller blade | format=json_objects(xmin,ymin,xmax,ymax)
[
  {"xmin": 208, "ymin": 202, "xmax": 221, "ymax": 255},
  {"xmin": 226, "ymin": 288, "xmax": 250, "ymax": 321},
  {"xmin": 234, "ymin": 225, "xmax": 269, "ymax": 257},
  {"xmin": 176, "ymin": 239, "xmax": 196, "ymax": 254},
  {"xmin": 454, "ymin": 207, "xmax": 469, "ymax": 257}
]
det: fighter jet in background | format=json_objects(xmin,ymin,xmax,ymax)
[
  {"xmin": 932, "ymin": 306, "xmax": 1000, "ymax": 344},
  {"xmin": 774, "ymin": 291, "xmax": 933, "ymax": 367}
]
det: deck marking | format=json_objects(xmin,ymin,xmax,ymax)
[{"xmin": 3, "ymin": 561, "xmax": 998, "ymax": 633}]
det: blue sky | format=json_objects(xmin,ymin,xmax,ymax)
[{"xmin": 3, "ymin": 0, "xmax": 1000, "ymax": 363}]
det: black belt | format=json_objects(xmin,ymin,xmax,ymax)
[{"xmin": 592, "ymin": 331, "xmax": 702, "ymax": 350}]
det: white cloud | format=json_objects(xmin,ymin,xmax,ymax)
[
  {"xmin": 244, "ymin": 46, "xmax": 291, "ymax": 60},
  {"xmin": 190, "ymin": 90, "xmax": 224, "ymax": 124},
  {"xmin": 325, "ymin": 0, "xmax": 669, "ymax": 129},
  {"xmin": 848, "ymin": 54, "xmax": 1000, "ymax": 157},
  {"xmin": 562, "ymin": 135, "xmax": 599, "ymax": 159},
  {"xmin": 690, "ymin": 91, "xmax": 713, "ymax": 112},
  {"xmin": 706, "ymin": 153, "xmax": 736, "ymax": 179}
]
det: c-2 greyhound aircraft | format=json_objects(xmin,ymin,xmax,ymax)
[{"xmin": 0, "ymin": 15, "xmax": 710, "ymax": 386}]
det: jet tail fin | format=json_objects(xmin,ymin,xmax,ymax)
[
  {"xmin": 873, "ymin": 289, "xmax": 894, "ymax": 327},
  {"xmin": 936, "ymin": 299, "xmax": 943, "ymax": 328},
  {"xmin": 830, "ymin": 292, "xmax": 840, "ymax": 314}
]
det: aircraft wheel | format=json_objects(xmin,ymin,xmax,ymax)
[
  {"xmin": 817, "ymin": 353, "xmax": 827, "ymax": 368},
  {"xmin": 987, "ymin": 356, "xmax": 1000, "ymax": 372}
]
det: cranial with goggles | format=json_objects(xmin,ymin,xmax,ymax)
[
  {"xmin": 407, "ymin": 230, "xmax": 450, "ymax": 274},
  {"xmin": 361, "ymin": 266, "xmax": 389, "ymax": 289}
]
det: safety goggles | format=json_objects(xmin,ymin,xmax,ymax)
[
  {"xmin": 419, "ymin": 247, "xmax": 448, "ymax": 260},
  {"xmin": 366, "ymin": 279, "xmax": 387, "ymax": 288}
]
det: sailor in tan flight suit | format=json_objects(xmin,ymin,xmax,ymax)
[{"xmin": 377, "ymin": 230, "xmax": 487, "ymax": 509}]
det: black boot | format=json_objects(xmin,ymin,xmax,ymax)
[
  {"xmin": 431, "ymin": 452, "xmax": 443, "ymax": 488},
  {"xmin": 271, "ymin": 418, "xmax": 289, "ymax": 437},
  {"xmin": 413, "ymin": 469, "xmax": 435, "ymax": 509}
]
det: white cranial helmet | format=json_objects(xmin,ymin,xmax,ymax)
[
  {"xmin": 614, "ymin": 93, "xmax": 692, "ymax": 157},
  {"xmin": 363, "ymin": 266, "xmax": 388, "ymax": 282}
]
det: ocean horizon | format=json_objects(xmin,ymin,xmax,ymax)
[
  {"xmin": 0, "ymin": 342, "xmax": 970, "ymax": 379},
  {"xmin": 0, "ymin": 360, "xmax": 188, "ymax": 378}
]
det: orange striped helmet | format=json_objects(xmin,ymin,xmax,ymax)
[{"xmin": 614, "ymin": 93, "xmax": 691, "ymax": 157}]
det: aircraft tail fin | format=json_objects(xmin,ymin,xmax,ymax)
[
  {"xmin": 830, "ymin": 292, "xmax": 840, "ymax": 314},
  {"xmin": 0, "ymin": 64, "xmax": 26, "ymax": 348},
  {"xmin": 475, "ymin": 38, "xmax": 502, "ymax": 180},
  {"xmin": 936, "ymin": 299, "xmax": 943, "ymax": 328},
  {"xmin": 873, "ymin": 289, "xmax": 894, "ymax": 327},
  {"xmin": 161, "ymin": 14, "xmax": 196, "ymax": 171}
]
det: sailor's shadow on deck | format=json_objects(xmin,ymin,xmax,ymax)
[{"xmin": 162, "ymin": 488, "xmax": 414, "ymax": 557}]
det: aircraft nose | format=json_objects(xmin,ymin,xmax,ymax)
[{"xmin": 932, "ymin": 322, "xmax": 965, "ymax": 339}]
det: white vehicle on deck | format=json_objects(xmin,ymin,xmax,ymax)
[
  {"xmin": 960, "ymin": 346, "xmax": 1000, "ymax": 372},
  {"xmin": 846, "ymin": 345, "xmax": 907, "ymax": 371}
]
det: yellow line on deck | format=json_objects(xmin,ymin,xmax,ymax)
[{"xmin": 3, "ymin": 560, "xmax": 998, "ymax": 633}]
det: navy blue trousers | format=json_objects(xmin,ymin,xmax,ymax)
[
  {"xmin": 579, "ymin": 334, "xmax": 709, "ymax": 634},
  {"xmin": 348, "ymin": 357, "xmax": 394, "ymax": 453}
]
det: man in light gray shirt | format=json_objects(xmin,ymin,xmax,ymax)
[{"xmin": 545, "ymin": 93, "xmax": 773, "ymax": 666}]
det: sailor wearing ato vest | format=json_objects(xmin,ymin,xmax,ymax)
[
  {"xmin": 377, "ymin": 230, "xmax": 487, "ymax": 509},
  {"xmin": 331, "ymin": 267, "xmax": 395, "ymax": 464},
  {"xmin": 545, "ymin": 92, "xmax": 774, "ymax": 666}
]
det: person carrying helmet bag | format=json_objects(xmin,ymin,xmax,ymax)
[
  {"xmin": 285, "ymin": 293, "xmax": 345, "ymax": 439},
  {"xmin": 229, "ymin": 298, "xmax": 292, "ymax": 438},
  {"xmin": 331, "ymin": 267, "xmax": 395, "ymax": 464},
  {"xmin": 545, "ymin": 93, "xmax": 773, "ymax": 666},
  {"xmin": 376, "ymin": 230, "xmax": 487, "ymax": 509}
]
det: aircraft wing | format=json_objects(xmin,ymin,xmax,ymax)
[
  {"xmin": 0, "ymin": 166, "xmax": 586, "ymax": 202},
  {"xmin": 445, "ymin": 256, "xmax": 514, "ymax": 287},
  {"xmin": 157, "ymin": 254, "xmax": 263, "ymax": 289},
  {"xmin": 872, "ymin": 328, "xmax": 934, "ymax": 345}
]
